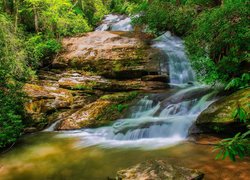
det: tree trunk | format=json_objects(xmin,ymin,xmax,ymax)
[
  {"xmin": 176, "ymin": 0, "xmax": 181, "ymax": 6},
  {"xmin": 3, "ymin": 0, "xmax": 11, "ymax": 13},
  {"xmin": 33, "ymin": 5, "xmax": 39, "ymax": 33},
  {"xmin": 14, "ymin": 0, "xmax": 19, "ymax": 33}
]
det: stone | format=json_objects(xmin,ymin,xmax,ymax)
[
  {"xmin": 141, "ymin": 75, "xmax": 169, "ymax": 83},
  {"xmin": 23, "ymin": 84, "xmax": 74, "ymax": 126},
  {"xmin": 116, "ymin": 160, "xmax": 204, "ymax": 180},
  {"xmin": 195, "ymin": 88, "xmax": 250, "ymax": 133},
  {"xmin": 52, "ymin": 31, "xmax": 162, "ymax": 80},
  {"xmin": 57, "ymin": 92, "xmax": 139, "ymax": 130}
]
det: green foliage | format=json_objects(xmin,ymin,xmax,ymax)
[
  {"xmin": 214, "ymin": 131, "xmax": 250, "ymax": 161},
  {"xmin": 232, "ymin": 105, "xmax": 249, "ymax": 123},
  {"xmin": 80, "ymin": 0, "xmax": 109, "ymax": 26},
  {"xmin": 214, "ymin": 104, "xmax": 249, "ymax": 161},
  {"xmin": 133, "ymin": 0, "xmax": 196, "ymax": 35},
  {"xmin": 25, "ymin": 34, "xmax": 61, "ymax": 68},
  {"xmin": 101, "ymin": 92, "xmax": 138, "ymax": 102},
  {"xmin": 0, "ymin": 13, "xmax": 31, "ymax": 82},
  {"xmin": 185, "ymin": 1, "xmax": 249, "ymax": 84},
  {"xmin": 22, "ymin": 0, "xmax": 92, "ymax": 36},
  {"xmin": 0, "ymin": 13, "xmax": 30, "ymax": 149},
  {"xmin": 109, "ymin": 103, "xmax": 129, "ymax": 113},
  {"xmin": 0, "ymin": 85, "xmax": 25, "ymax": 148},
  {"xmin": 110, "ymin": 0, "xmax": 143, "ymax": 14},
  {"xmin": 225, "ymin": 73, "xmax": 250, "ymax": 90}
]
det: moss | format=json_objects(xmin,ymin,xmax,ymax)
[{"xmin": 100, "ymin": 92, "xmax": 138, "ymax": 103}]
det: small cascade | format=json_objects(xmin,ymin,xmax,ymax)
[
  {"xmin": 95, "ymin": 14, "xmax": 133, "ymax": 32},
  {"xmin": 153, "ymin": 32, "xmax": 195, "ymax": 85},
  {"xmin": 59, "ymin": 88, "xmax": 216, "ymax": 149}
]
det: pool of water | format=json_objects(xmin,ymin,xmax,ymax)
[{"xmin": 0, "ymin": 132, "xmax": 249, "ymax": 180}]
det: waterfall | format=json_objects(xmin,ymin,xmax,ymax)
[
  {"xmin": 153, "ymin": 32, "xmax": 195, "ymax": 85},
  {"xmin": 58, "ymin": 16, "xmax": 216, "ymax": 149},
  {"xmin": 95, "ymin": 14, "xmax": 134, "ymax": 32}
]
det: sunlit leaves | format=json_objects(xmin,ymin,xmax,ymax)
[{"xmin": 214, "ymin": 131, "xmax": 250, "ymax": 161}]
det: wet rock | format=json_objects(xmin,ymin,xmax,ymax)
[
  {"xmin": 57, "ymin": 92, "xmax": 139, "ymax": 130},
  {"xmin": 23, "ymin": 127, "xmax": 38, "ymax": 134},
  {"xmin": 52, "ymin": 31, "xmax": 162, "ymax": 80},
  {"xmin": 116, "ymin": 160, "xmax": 204, "ymax": 180},
  {"xmin": 141, "ymin": 75, "xmax": 169, "ymax": 83},
  {"xmin": 155, "ymin": 86, "xmax": 213, "ymax": 115},
  {"xmin": 24, "ymin": 84, "xmax": 74, "ymax": 126},
  {"xmin": 195, "ymin": 88, "xmax": 250, "ymax": 133}
]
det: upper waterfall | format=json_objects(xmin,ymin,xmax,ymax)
[
  {"xmin": 95, "ymin": 14, "xmax": 133, "ymax": 31},
  {"xmin": 153, "ymin": 32, "xmax": 196, "ymax": 85}
]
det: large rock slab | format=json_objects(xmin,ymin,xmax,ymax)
[
  {"xmin": 194, "ymin": 88, "xmax": 250, "ymax": 133},
  {"xmin": 52, "ymin": 31, "xmax": 160, "ymax": 79},
  {"xmin": 116, "ymin": 160, "xmax": 204, "ymax": 180}
]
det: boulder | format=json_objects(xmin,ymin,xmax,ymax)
[
  {"xmin": 57, "ymin": 92, "xmax": 139, "ymax": 130},
  {"xmin": 195, "ymin": 88, "xmax": 250, "ymax": 133},
  {"xmin": 115, "ymin": 160, "xmax": 204, "ymax": 180}
]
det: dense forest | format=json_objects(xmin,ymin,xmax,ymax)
[{"xmin": 0, "ymin": 0, "xmax": 249, "ymax": 178}]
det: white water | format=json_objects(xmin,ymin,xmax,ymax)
[
  {"xmin": 95, "ymin": 14, "xmax": 134, "ymax": 31},
  {"xmin": 57, "ymin": 16, "xmax": 216, "ymax": 149},
  {"xmin": 153, "ymin": 32, "xmax": 195, "ymax": 86}
]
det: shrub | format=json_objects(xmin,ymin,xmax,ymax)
[
  {"xmin": 185, "ymin": 1, "xmax": 249, "ymax": 84},
  {"xmin": 25, "ymin": 34, "xmax": 61, "ymax": 69}
]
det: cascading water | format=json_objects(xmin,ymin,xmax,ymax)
[
  {"xmin": 153, "ymin": 32, "xmax": 195, "ymax": 85},
  {"xmin": 95, "ymin": 14, "xmax": 133, "ymax": 31},
  {"xmin": 58, "ymin": 19, "xmax": 217, "ymax": 149}
]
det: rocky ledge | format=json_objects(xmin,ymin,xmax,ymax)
[
  {"xmin": 191, "ymin": 88, "xmax": 250, "ymax": 134},
  {"xmin": 23, "ymin": 31, "xmax": 169, "ymax": 131}
]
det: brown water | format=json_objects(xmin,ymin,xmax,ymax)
[{"xmin": 0, "ymin": 132, "xmax": 249, "ymax": 180}]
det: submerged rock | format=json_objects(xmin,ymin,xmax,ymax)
[
  {"xmin": 115, "ymin": 160, "xmax": 204, "ymax": 180},
  {"xmin": 195, "ymin": 88, "xmax": 250, "ymax": 133}
]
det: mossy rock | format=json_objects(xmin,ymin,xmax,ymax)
[
  {"xmin": 195, "ymin": 88, "xmax": 250, "ymax": 133},
  {"xmin": 57, "ymin": 92, "xmax": 139, "ymax": 130},
  {"xmin": 115, "ymin": 160, "xmax": 204, "ymax": 180}
]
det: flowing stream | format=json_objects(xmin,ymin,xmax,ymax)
[
  {"xmin": 58, "ymin": 19, "xmax": 215, "ymax": 149},
  {"xmin": 1, "ymin": 15, "xmax": 249, "ymax": 180}
]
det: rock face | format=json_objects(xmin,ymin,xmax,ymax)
[
  {"xmin": 116, "ymin": 160, "xmax": 204, "ymax": 180},
  {"xmin": 52, "ymin": 31, "xmax": 160, "ymax": 79},
  {"xmin": 24, "ymin": 31, "xmax": 169, "ymax": 130},
  {"xmin": 194, "ymin": 88, "xmax": 250, "ymax": 133},
  {"xmin": 24, "ymin": 84, "xmax": 73, "ymax": 128},
  {"xmin": 57, "ymin": 92, "xmax": 138, "ymax": 130}
]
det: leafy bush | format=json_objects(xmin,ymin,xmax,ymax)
[
  {"xmin": 185, "ymin": 1, "xmax": 249, "ymax": 84},
  {"xmin": 80, "ymin": 0, "xmax": 109, "ymax": 26},
  {"xmin": 0, "ymin": 86, "xmax": 25, "ymax": 148},
  {"xmin": 133, "ymin": 0, "xmax": 196, "ymax": 36},
  {"xmin": 110, "ymin": 0, "xmax": 143, "ymax": 14},
  {"xmin": 0, "ymin": 13, "xmax": 29, "ymax": 148},
  {"xmin": 25, "ymin": 34, "xmax": 61, "ymax": 69},
  {"xmin": 21, "ymin": 0, "xmax": 92, "ymax": 36},
  {"xmin": 225, "ymin": 73, "xmax": 250, "ymax": 90}
]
